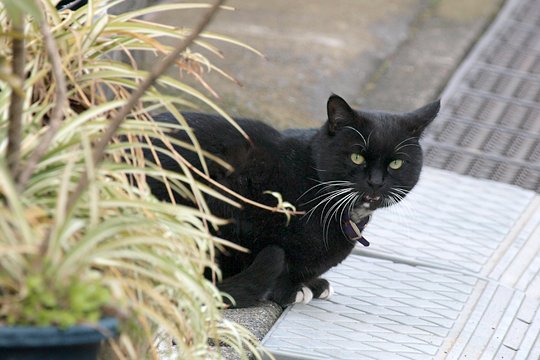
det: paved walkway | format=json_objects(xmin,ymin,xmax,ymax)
[{"xmin": 262, "ymin": 0, "xmax": 540, "ymax": 358}]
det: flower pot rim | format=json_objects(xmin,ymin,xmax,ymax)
[{"xmin": 0, "ymin": 317, "xmax": 118, "ymax": 347}]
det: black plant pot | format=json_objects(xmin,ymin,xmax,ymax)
[{"xmin": 0, "ymin": 317, "xmax": 118, "ymax": 360}]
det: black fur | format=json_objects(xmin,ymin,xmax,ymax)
[
  {"xmin": 147, "ymin": 95, "xmax": 440, "ymax": 307},
  {"xmin": 217, "ymin": 246, "xmax": 285, "ymax": 307}
]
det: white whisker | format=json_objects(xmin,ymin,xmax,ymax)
[
  {"xmin": 322, "ymin": 192, "xmax": 357, "ymax": 249},
  {"xmin": 344, "ymin": 126, "xmax": 367, "ymax": 148},
  {"xmin": 393, "ymin": 137, "xmax": 419, "ymax": 153},
  {"xmin": 366, "ymin": 129, "xmax": 374, "ymax": 148},
  {"xmin": 298, "ymin": 180, "xmax": 353, "ymax": 202},
  {"xmin": 318, "ymin": 189, "xmax": 353, "ymax": 222},
  {"xmin": 395, "ymin": 151, "xmax": 411, "ymax": 159},
  {"xmin": 385, "ymin": 187, "xmax": 417, "ymax": 242},
  {"xmin": 304, "ymin": 188, "xmax": 353, "ymax": 223},
  {"xmin": 302, "ymin": 187, "xmax": 351, "ymax": 208}
]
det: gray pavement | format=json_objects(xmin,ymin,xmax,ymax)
[
  {"xmin": 357, "ymin": 0, "xmax": 504, "ymax": 111},
  {"xmin": 422, "ymin": 0, "xmax": 540, "ymax": 192},
  {"xmin": 149, "ymin": 0, "xmax": 502, "ymax": 126}
]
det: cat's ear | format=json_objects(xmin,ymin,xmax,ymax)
[
  {"xmin": 405, "ymin": 99, "xmax": 440, "ymax": 137},
  {"xmin": 327, "ymin": 94, "xmax": 356, "ymax": 135}
]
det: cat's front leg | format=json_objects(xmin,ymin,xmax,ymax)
[
  {"xmin": 271, "ymin": 276, "xmax": 334, "ymax": 306},
  {"xmin": 293, "ymin": 285, "xmax": 314, "ymax": 304},
  {"xmin": 306, "ymin": 277, "xmax": 334, "ymax": 300},
  {"xmin": 278, "ymin": 279, "xmax": 334, "ymax": 305},
  {"xmin": 271, "ymin": 275, "xmax": 314, "ymax": 306}
]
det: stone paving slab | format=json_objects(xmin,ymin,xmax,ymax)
[
  {"xmin": 262, "ymin": 168, "xmax": 540, "ymax": 359},
  {"xmin": 358, "ymin": 168, "xmax": 535, "ymax": 275},
  {"xmin": 422, "ymin": 0, "xmax": 540, "ymax": 192}
]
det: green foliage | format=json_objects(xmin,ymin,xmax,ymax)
[
  {"xmin": 264, "ymin": 191, "xmax": 298, "ymax": 226},
  {"xmin": 0, "ymin": 0, "xmax": 267, "ymax": 358},
  {"xmin": 7, "ymin": 275, "xmax": 110, "ymax": 328},
  {"xmin": 0, "ymin": 0, "xmax": 42, "ymax": 25}
]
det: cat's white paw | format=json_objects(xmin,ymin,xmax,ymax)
[
  {"xmin": 294, "ymin": 286, "xmax": 313, "ymax": 304},
  {"xmin": 318, "ymin": 284, "xmax": 334, "ymax": 300}
]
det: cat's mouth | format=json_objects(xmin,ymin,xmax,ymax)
[{"xmin": 360, "ymin": 194, "xmax": 382, "ymax": 210}]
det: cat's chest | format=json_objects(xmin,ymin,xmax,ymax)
[{"xmin": 284, "ymin": 218, "xmax": 355, "ymax": 272}]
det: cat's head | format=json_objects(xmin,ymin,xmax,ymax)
[{"xmin": 313, "ymin": 94, "xmax": 439, "ymax": 212}]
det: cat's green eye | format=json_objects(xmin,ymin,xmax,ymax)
[
  {"xmin": 350, "ymin": 153, "xmax": 365, "ymax": 165},
  {"xmin": 389, "ymin": 159, "xmax": 403, "ymax": 170}
]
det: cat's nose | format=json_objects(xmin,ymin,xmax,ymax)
[
  {"xmin": 367, "ymin": 170, "xmax": 384, "ymax": 191},
  {"xmin": 367, "ymin": 179, "xmax": 383, "ymax": 191}
]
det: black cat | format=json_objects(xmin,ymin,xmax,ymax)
[{"xmin": 147, "ymin": 95, "xmax": 440, "ymax": 307}]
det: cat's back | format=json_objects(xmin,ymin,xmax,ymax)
[
  {"xmin": 154, "ymin": 112, "xmax": 281, "ymax": 146},
  {"xmin": 281, "ymin": 127, "xmax": 318, "ymax": 141},
  {"xmin": 151, "ymin": 112, "xmax": 288, "ymax": 180}
]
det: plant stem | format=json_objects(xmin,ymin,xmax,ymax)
[
  {"xmin": 177, "ymin": 153, "xmax": 305, "ymax": 216},
  {"xmin": 65, "ymin": 0, "xmax": 225, "ymax": 214},
  {"xmin": 6, "ymin": 15, "xmax": 25, "ymax": 180},
  {"xmin": 16, "ymin": 17, "xmax": 68, "ymax": 192}
]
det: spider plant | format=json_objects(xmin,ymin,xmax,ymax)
[{"xmin": 0, "ymin": 0, "xmax": 267, "ymax": 358}]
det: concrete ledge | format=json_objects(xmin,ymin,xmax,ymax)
[{"xmin": 224, "ymin": 302, "xmax": 283, "ymax": 342}]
